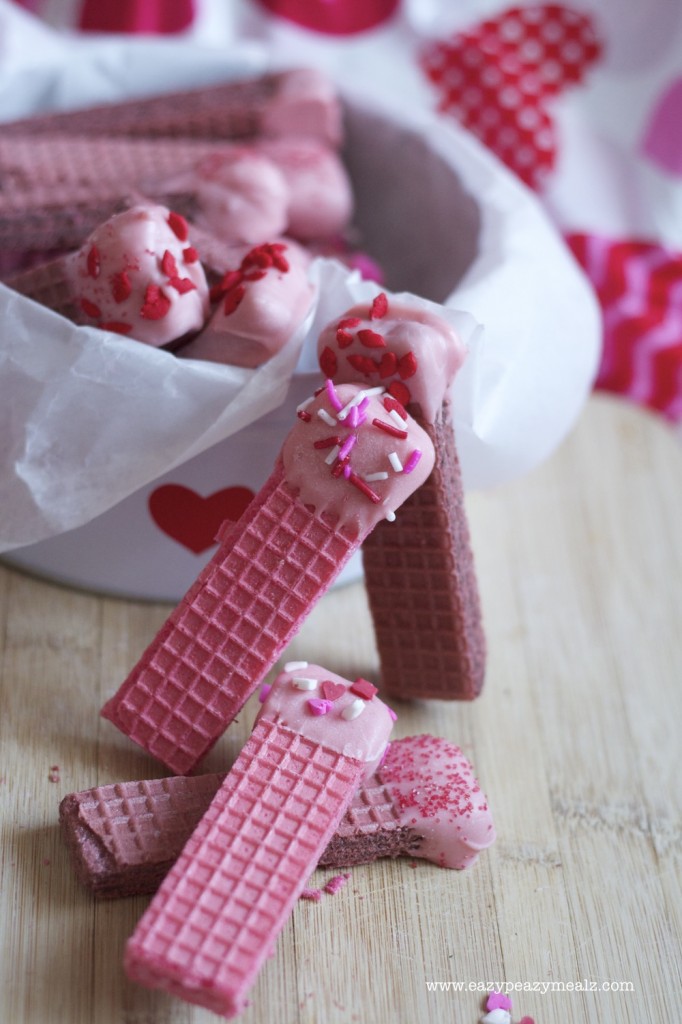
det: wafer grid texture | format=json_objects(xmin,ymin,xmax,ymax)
[
  {"xmin": 126, "ymin": 718, "xmax": 363, "ymax": 1014},
  {"xmin": 362, "ymin": 407, "xmax": 485, "ymax": 699},
  {"xmin": 105, "ymin": 475, "xmax": 359, "ymax": 774},
  {"xmin": 2, "ymin": 75, "xmax": 281, "ymax": 140}
]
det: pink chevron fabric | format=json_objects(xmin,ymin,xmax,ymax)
[{"xmin": 567, "ymin": 233, "xmax": 682, "ymax": 423}]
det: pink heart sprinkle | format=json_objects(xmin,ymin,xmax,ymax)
[{"xmin": 307, "ymin": 698, "xmax": 333, "ymax": 716}]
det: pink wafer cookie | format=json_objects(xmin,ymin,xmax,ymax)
[
  {"xmin": 0, "ymin": 134, "xmax": 352, "ymax": 254},
  {"xmin": 124, "ymin": 664, "xmax": 394, "ymax": 1016},
  {"xmin": 101, "ymin": 383, "xmax": 435, "ymax": 774},
  {"xmin": 59, "ymin": 733, "xmax": 494, "ymax": 898},
  {"xmin": 2, "ymin": 68, "xmax": 342, "ymax": 147},
  {"xmin": 318, "ymin": 294, "xmax": 486, "ymax": 700}
]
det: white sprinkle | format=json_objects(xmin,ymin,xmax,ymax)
[
  {"xmin": 337, "ymin": 386, "xmax": 385, "ymax": 420},
  {"xmin": 285, "ymin": 660, "xmax": 308, "ymax": 672},
  {"xmin": 388, "ymin": 452, "xmax": 403, "ymax": 472},
  {"xmin": 363, "ymin": 471, "xmax": 389, "ymax": 482},
  {"xmin": 389, "ymin": 408, "xmax": 407, "ymax": 428},
  {"xmin": 317, "ymin": 408, "xmax": 337, "ymax": 427},
  {"xmin": 384, "ymin": 509, "xmax": 396, "ymax": 522},
  {"xmin": 292, "ymin": 676, "xmax": 318, "ymax": 691},
  {"xmin": 296, "ymin": 397, "xmax": 314, "ymax": 413},
  {"xmin": 341, "ymin": 698, "xmax": 365, "ymax": 721},
  {"xmin": 324, "ymin": 445, "xmax": 340, "ymax": 465}
]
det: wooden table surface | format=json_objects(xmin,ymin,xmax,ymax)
[{"xmin": 1, "ymin": 394, "xmax": 681, "ymax": 1024}]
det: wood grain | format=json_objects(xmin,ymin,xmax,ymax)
[{"xmin": 1, "ymin": 395, "xmax": 680, "ymax": 1024}]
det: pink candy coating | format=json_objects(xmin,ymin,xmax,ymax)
[{"xmin": 66, "ymin": 203, "xmax": 209, "ymax": 346}]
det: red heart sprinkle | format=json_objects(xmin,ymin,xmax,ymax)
[
  {"xmin": 161, "ymin": 249, "xmax": 178, "ymax": 278},
  {"xmin": 223, "ymin": 284, "xmax": 246, "ymax": 315},
  {"xmin": 336, "ymin": 327, "xmax": 355, "ymax": 348},
  {"xmin": 398, "ymin": 351, "xmax": 418, "ymax": 379},
  {"xmin": 320, "ymin": 346, "xmax": 338, "ymax": 378},
  {"xmin": 182, "ymin": 246, "xmax": 199, "ymax": 264},
  {"xmin": 140, "ymin": 284, "xmax": 171, "ymax": 320},
  {"xmin": 379, "ymin": 351, "xmax": 398, "ymax": 378},
  {"xmin": 347, "ymin": 353, "xmax": 379, "ymax": 375},
  {"xmin": 321, "ymin": 680, "xmax": 346, "ymax": 701},
  {"xmin": 167, "ymin": 211, "xmax": 189, "ymax": 242},
  {"xmin": 86, "ymin": 245, "xmax": 100, "ymax": 279},
  {"xmin": 338, "ymin": 317, "xmax": 362, "ymax": 330},
  {"xmin": 358, "ymin": 328, "xmax": 386, "ymax": 348},
  {"xmin": 388, "ymin": 380, "xmax": 411, "ymax": 406},
  {"xmin": 111, "ymin": 271, "xmax": 131, "ymax": 303},
  {"xmin": 80, "ymin": 297, "xmax": 102, "ymax": 319},
  {"xmin": 170, "ymin": 276, "xmax": 197, "ymax": 294},
  {"xmin": 370, "ymin": 292, "xmax": 388, "ymax": 319}
]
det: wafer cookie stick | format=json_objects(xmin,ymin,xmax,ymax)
[
  {"xmin": 318, "ymin": 294, "xmax": 486, "ymax": 700},
  {"xmin": 59, "ymin": 733, "xmax": 495, "ymax": 898},
  {"xmin": 101, "ymin": 382, "xmax": 434, "ymax": 775},
  {"xmin": 124, "ymin": 665, "xmax": 394, "ymax": 1017},
  {"xmin": 0, "ymin": 133, "xmax": 351, "ymax": 253},
  {"xmin": 2, "ymin": 68, "xmax": 342, "ymax": 146}
]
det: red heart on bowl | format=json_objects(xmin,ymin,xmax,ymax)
[
  {"xmin": 321, "ymin": 680, "xmax": 347, "ymax": 702},
  {"xmin": 148, "ymin": 484, "xmax": 255, "ymax": 554}
]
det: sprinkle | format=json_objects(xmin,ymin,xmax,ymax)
[
  {"xmin": 363, "ymin": 471, "xmax": 389, "ymax": 482},
  {"xmin": 338, "ymin": 434, "xmax": 357, "ymax": 461},
  {"xmin": 321, "ymin": 680, "xmax": 346, "ymax": 701},
  {"xmin": 384, "ymin": 509, "xmax": 396, "ymax": 522},
  {"xmin": 388, "ymin": 380, "xmax": 411, "ymax": 406},
  {"xmin": 337, "ymin": 386, "xmax": 384, "ymax": 420},
  {"xmin": 86, "ymin": 245, "xmax": 100, "ymax": 278},
  {"xmin": 372, "ymin": 417, "xmax": 408, "ymax": 439},
  {"xmin": 347, "ymin": 406, "xmax": 359, "ymax": 428},
  {"xmin": 80, "ymin": 297, "xmax": 102, "ymax": 319},
  {"xmin": 355, "ymin": 396, "xmax": 370, "ymax": 426},
  {"xmin": 370, "ymin": 292, "xmax": 388, "ymax": 319},
  {"xmin": 324, "ymin": 445, "xmax": 341, "ymax": 465},
  {"xmin": 378, "ymin": 351, "xmax": 398, "ymax": 378},
  {"xmin": 307, "ymin": 698, "xmax": 333, "ymax": 716},
  {"xmin": 297, "ymin": 410, "xmax": 312, "ymax": 422},
  {"xmin": 341, "ymin": 698, "xmax": 365, "ymax": 720},
  {"xmin": 140, "ymin": 284, "xmax": 171, "ymax": 320},
  {"xmin": 285, "ymin": 660, "xmax": 309, "ymax": 671},
  {"xmin": 398, "ymin": 350, "xmax": 418, "ymax": 379},
  {"xmin": 383, "ymin": 395, "xmax": 407, "ymax": 418},
  {"xmin": 182, "ymin": 246, "xmax": 199, "ymax": 263},
  {"xmin": 296, "ymin": 398, "xmax": 314, "ymax": 414},
  {"xmin": 317, "ymin": 408, "xmax": 337, "ymax": 427},
  {"xmin": 325, "ymin": 378, "xmax": 343, "ymax": 411},
  {"xmin": 389, "ymin": 408, "xmax": 407, "ymax": 429},
  {"xmin": 111, "ymin": 271, "xmax": 131, "ymax": 303},
  {"xmin": 336, "ymin": 328, "xmax": 354, "ymax": 348},
  {"xmin": 292, "ymin": 676, "xmax": 318, "ymax": 691},
  {"xmin": 242, "ymin": 269, "xmax": 267, "ymax": 282},
  {"xmin": 100, "ymin": 321, "xmax": 133, "ymax": 335},
  {"xmin": 358, "ymin": 328, "xmax": 386, "ymax": 349},
  {"xmin": 167, "ymin": 210, "xmax": 189, "ymax": 241},
  {"xmin": 348, "ymin": 472, "xmax": 381, "ymax": 503},
  {"xmin": 211, "ymin": 270, "xmax": 242, "ymax": 301},
  {"xmin": 387, "ymin": 707, "xmax": 398, "ymax": 721},
  {"xmin": 313, "ymin": 435, "xmax": 342, "ymax": 450},
  {"xmin": 170, "ymin": 276, "xmax": 197, "ymax": 294},
  {"xmin": 338, "ymin": 316, "xmax": 361, "ymax": 330},
  {"xmin": 223, "ymin": 284, "xmax": 245, "ymax": 315},
  {"xmin": 403, "ymin": 449, "xmax": 422, "ymax": 474},
  {"xmin": 388, "ymin": 452, "xmax": 404, "ymax": 472},
  {"xmin": 342, "ymin": 464, "xmax": 352, "ymax": 479},
  {"xmin": 258, "ymin": 683, "xmax": 272, "ymax": 703},
  {"xmin": 161, "ymin": 249, "xmax": 178, "ymax": 278},
  {"xmin": 350, "ymin": 678, "xmax": 378, "ymax": 700},
  {"xmin": 347, "ymin": 353, "xmax": 379, "ymax": 376}
]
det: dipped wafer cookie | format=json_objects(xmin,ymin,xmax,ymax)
[
  {"xmin": 124, "ymin": 664, "xmax": 394, "ymax": 1016},
  {"xmin": 101, "ymin": 382, "xmax": 435, "ymax": 775},
  {"xmin": 0, "ymin": 134, "xmax": 352, "ymax": 253},
  {"xmin": 2, "ymin": 68, "xmax": 342, "ymax": 146},
  {"xmin": 318, "ymin": 294, "xmax": 486, "ymax": 700},
  {"xmin": 59, "ymin": 733, "xmax": 495, "ymax": 898}
]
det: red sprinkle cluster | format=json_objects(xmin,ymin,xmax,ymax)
[
  {"xmin": 78, "ymin": 211, "xmax": 198, "ymax": 334},
  {"xmin": 319, "ymin": 292, "xmax": 418, "ymax": 408},
  {"xmin": 379, "ymin": 735, "xmax": 486, "ymax": 824},
  {"xmin": 210, "ymin": 242, "xmax": 290, "ymax": 317}
]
